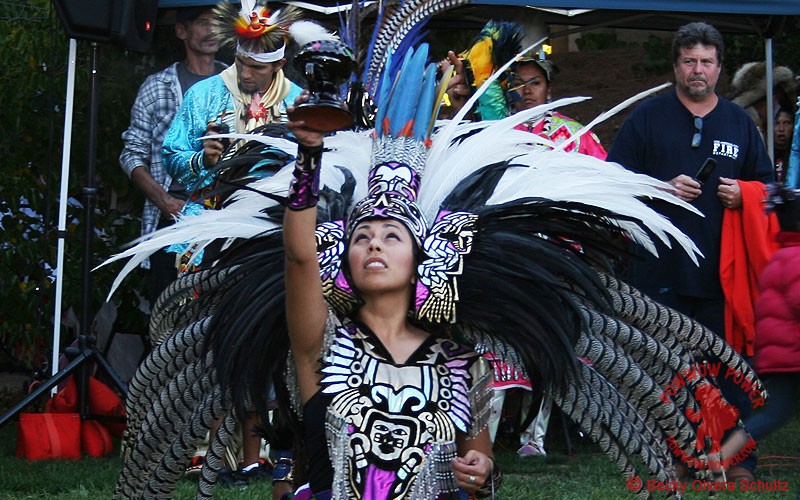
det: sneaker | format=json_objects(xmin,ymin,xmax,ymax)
[
  {"xmin": 217, "ymin": 466, "xmax": 249, "ymax": 489},
  {"xmin": 517, "ymin": 441, "xmax": 547, "ymax": 457},
  {"xmin": 236, "ymin": 461, "xmax": 273, "ymax": 484}
]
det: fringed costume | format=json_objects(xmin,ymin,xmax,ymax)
[{"xmin": 304, "ymin": 312, "xmax": 492, "ymax": 498}]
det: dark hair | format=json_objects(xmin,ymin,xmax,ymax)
[
  {"xmin": 175, "ymin": 6, "xmax": 212, "ymax": 25},
  {"xmin": 776, "ymin": 200, "xmax": 800, "ymax": 232},
  {"xmin": 776, "ymin": 108, "xmax": 795, "ymax": 121},
  {"xmin": 344, "ymin": 216, "xmax": 423, "ymax": 311},
  {"xmin": 766, "ymin": 184, "xmax": 800, "ymax": 232},
  {"xmin": 672, "ymin": 22, "xmax": 724, "ymax": 66},
  {"xmin": 513, "ymin": 59, "xmax": 557, "ymax": 84}
]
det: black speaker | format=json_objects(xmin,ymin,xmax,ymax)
[{"xmin": 53, "ymin": 0, "xmax": 158, "ymax": 53}]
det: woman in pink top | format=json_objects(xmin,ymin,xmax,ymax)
[{"xmin": 508, "ymin": 57, "xmax": 607, "ymax": 160}]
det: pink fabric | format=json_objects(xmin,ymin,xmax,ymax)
[
  {"xmin": 363, "ymin": 465, "xmax": 396, "ymax": 499},
  {"xmin": 513, "ymin": 111, "xmax": 607, "ymax": 160},
  {"xmin": 247, "ymin": 92, "xmax": 267, "ymax": 121},
  {"xmin": 753, "ymin": 231, "xmax": 800, "ymax": 374},
  {"xmin": 483, "ymin": 352, "xmax": 533, "ymax": 390}
]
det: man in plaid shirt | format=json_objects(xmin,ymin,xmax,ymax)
[{"xmin": 119, "ymin": 6, "xmax": 226, "ymax": 307}]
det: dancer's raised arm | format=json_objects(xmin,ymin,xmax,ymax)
[{"xmin": 284, "ymin": 95, "xmax": 329, "ymax": 402}]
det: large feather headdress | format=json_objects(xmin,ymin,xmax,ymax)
[
  {"xmin": 323, "ymin": 43, "xmax": 470, "ymax": 320},
  {"xmin": 212, "ymin": 0, "xmax": 302, "ymax": 62}
]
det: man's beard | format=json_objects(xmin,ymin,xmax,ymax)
[
  {"xmin": 683, "ymin": 78, "xmax": 714, "ymax": 97},
  {"xmin": 685, "ymin": 85, "xmax": 713, "ymax": 97}
]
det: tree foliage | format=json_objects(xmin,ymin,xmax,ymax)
[{"xmin": 0, "ymin": 1, "xmax": 157, "ymax": 369}]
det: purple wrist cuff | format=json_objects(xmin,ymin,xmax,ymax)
[{"xmin": 287, "ymin": 144, "xmax": 323, "ymax": 211}]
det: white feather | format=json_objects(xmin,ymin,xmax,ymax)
[
  {"xmin": 289, "ymin": 21, "xmax": 339, "ymax": 46},
  {"xmin": 240, "ymin": 0, "xmax": 256, "ymax": 17},
  {"xmin": 420, "ymin": 97, "xmax": 589, "ymax": 218},
  {"xmin": 100, "ymin": 130, "xmax": 373, "ymax": 299},
  {"xmin": 420, "ymin": 117, "xmax": 703, "ymax": 263},
  {"xmin": 555, "ymin": 82, "xmax": 672, "ymax": 153},
  {"xmin": 198, "ymin": 133, "xmax": 297, "ymax": 151},
  {"xmin": 101, "ymin": 207, "xmax": 281, "ymax": 299},
  {"xmin": 484, "ymin": 150, "xmax": 703, "ymax": 262}
]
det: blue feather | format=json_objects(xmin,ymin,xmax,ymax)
[
  {"xmin": 383, "ymin": 47, "xmax": 416, "ymax": 136},
  {"xmin": 373, "ymin": 50, "xmax": 394, "ymax": 136},
  {"xmin": 378, "ymin": 20, "xmax": 428, "ymax": 90},
  {"xmin": 389, "ymin": 19, "xmax": 429, "ymax": 73},
  {"xmin": 413, "ymin": 62, "xmax": 437, "ymax": 140},
  {"xmin": 388, "ymin": 45, "xmax": 428, "ymax": 136}
]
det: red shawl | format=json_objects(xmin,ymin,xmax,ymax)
[{"xmin": 719, "ymin": 181, "xmax": 779, "ymax": 356}]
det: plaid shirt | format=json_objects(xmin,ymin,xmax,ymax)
[
  {"xmin": 120, "ymin": 62, "xmax": 225, "ymax": 267},
  {"xmin": 120, "ymin": 63, "xmax": 183, "ymax": 253}
]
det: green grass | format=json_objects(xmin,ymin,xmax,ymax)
[{"xmin": 0, "ymin": 413, "xmax": 797, "ymax": 499}]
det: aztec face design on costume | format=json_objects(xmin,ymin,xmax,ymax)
[
  {"xmin": 369, "ymin": 161, "xmax": 422, "ymax": 201},
  {"xmin": 416, "ymin": 211, "xmax": 479, "ymax": 323},
  {"xmin": 321, "ymin": 318, "xmax": 479, "ymax": 499},
  {"xmin": 347, "ymin": 162, "xmax": 427, "ymax": 246},
  {"xmin": 365, "ymin": 410, "xmax": 419, "ymax": 462},
  {"xmin": 315, "ymin": 220, "xmax": 361, "ymax": 313}
]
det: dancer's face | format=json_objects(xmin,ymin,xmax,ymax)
[
  {"xmin": 347, "ymin": 219, "xmax": 417, "ymax": 295},
  {"xmin": 509, "ymin": 62, "xmax": 551, "ymax": 112},
  {"xmin": 235, "ymin": 56, "xmax": 286, "ymax": 94}
]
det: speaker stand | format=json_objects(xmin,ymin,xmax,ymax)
[{"xmin": 0, "ymin": 42, "xmax": 126, "ymax": 430}]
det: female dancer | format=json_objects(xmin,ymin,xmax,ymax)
[{"xmin": 282, "ymin": 92, "xmax": 497, "ymax": 498}]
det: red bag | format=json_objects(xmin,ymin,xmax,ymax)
[
  {"xmin": 45, "ymin": 376, "xmax": 78, "ymax": 413},
  {"xmin": 87, "ymin": 376, "xmax": 126, "ymax": 438},
  {"xmin": 81, "ymin": 420, "xmax": 114, "ymax": 457},
  {"xmin": 16, "ymin": 412, "xmax": 81, "ymax": 460},
  {"xmin": 44, "ymin": 375, "xmax": 127, "ymax": 438}
]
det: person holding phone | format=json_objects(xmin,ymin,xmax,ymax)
[
  {"xmin": 608, "ymin": 22, "xmax": 773, "ymax": 482},
  {"xmin": 120, "ymin": 6, "xmax": 227, "ymax": 308}
]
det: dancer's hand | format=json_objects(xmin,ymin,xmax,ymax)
[
  {"xmin": 452, "ymin": 449, "xmax": 493, "ymax": 494},
  {"xmin": 202, "ymin": 122, "xmax": 227, "ymax": 167},
  {"xmin": 443, "ymin": 51, "xmax": 470, "ymax": 112}
]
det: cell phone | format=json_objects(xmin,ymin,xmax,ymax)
[{"xmin": 694, "ymin": 158, "xmax": 717, "ymax": 185}]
